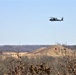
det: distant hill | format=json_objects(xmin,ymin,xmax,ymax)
[
  {"xmin": 63, "ymin": 45, "xmax": 76, "ymax": 50},
  {"xmin": 0, "ymin": 45, "xmax": 76, "ymax": 52},
  {"xmin": 31, "ymin": 45, "xmax": 74, "ymax": 57},
  {"xmin": 2, "ymin": 45, "xmax": 75, "ymax": 59},
  {"xmin": 0, "ymin": 45, "xmax": 50, "ymax": 52}
]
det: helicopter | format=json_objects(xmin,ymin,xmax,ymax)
[{"xmin": 49, "ymin": 17, "xmax": 63, "ymax": 21}]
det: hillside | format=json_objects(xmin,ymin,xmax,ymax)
[
  {"xmin": 0, "ymin": 45, "xmax": 76, "ymax": 75},
  {"xmin": 0, "ymin": 45, "xmax": 76, "ymax": 52},
  {"xmin": 31, "ymin": 45, "xmax": 74, "ymax": 57},
  {"xmin": 2, "ymin": 45, "xmax": 75, "ymax": 59}
]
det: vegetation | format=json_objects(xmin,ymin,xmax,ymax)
[{"xmin": 0, "ymin": 48, "xmax": 76, "ymax": 75}]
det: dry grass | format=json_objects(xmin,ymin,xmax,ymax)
[{"xmin": 0, "ymin": 46, "xmax": 76, "ymax": 75}]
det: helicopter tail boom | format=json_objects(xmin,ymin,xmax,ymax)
[{"xmin": 61, "ymin": 17, "xmax": 63, "ymax": 21}]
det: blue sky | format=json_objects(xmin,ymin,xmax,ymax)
[{"xmin": 0, "ymin": 0, "xmax": 76, "ymax": 45}]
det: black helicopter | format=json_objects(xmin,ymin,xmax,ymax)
[{"xmin": 49, "ymin": 17, "xmax": 63, "ymax": 21}]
